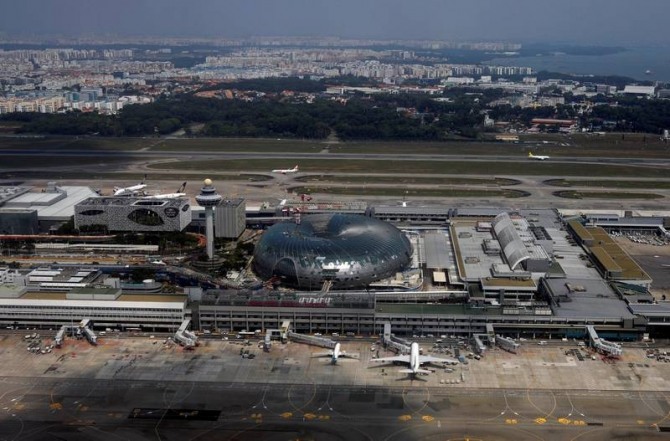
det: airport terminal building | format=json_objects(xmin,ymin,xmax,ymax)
[
  {"xmin": 74, "ymin": 197, "xmax": 191, "ymax": 232},
  {"xmin": 1, "ymin": 196, "xmax": 669, "ymax": 340}
]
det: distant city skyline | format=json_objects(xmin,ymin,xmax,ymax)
[{"xmin": 1, "ymin": 0, "xmax": 669, "ymax": 46}]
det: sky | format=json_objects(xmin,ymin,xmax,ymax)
[{"xmin": 0, "ymin": 0, "xmax": 669, "ymax": 46}]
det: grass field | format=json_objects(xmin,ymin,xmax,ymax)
[
  {"xmin": 294, "ymin": 175, "xmax": 521, "ymax": 186},
  {"xmin": 0, "ymin": 155, "xmax": 133, "ymax": 168},
  {"xmin": 149, "ymin": 158, "xmax": 669, "ymax": 178},
  {"xmin": 0, "ymin": 136, "xmax": 156, "ymax": 151},
  {"xmin": 1, "ymin": 133, "xmax": 669, "ymax": 158},
  {"xmin": 0, "ymin": 170, "xmax": 271, "ymax": 182},
  {"xmin": 553, "ymin": 190, "xmax": 665, "ymax": 200},
  {"xmin": 291, "ymin": 186, "xmax": 530, "ymax": 198},
  {"xmin": 545, "ymin": 179, "xmax": 670, "ymax": 189},
  {"xmin": 152, "ymin": 134, "xmax": 670, "ymax": 158}
]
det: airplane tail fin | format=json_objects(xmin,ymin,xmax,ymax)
[
  {"xmin": 294, "ymin": 165, "xmax": 299, "ymax": 171},
  {"xmin": 141, "ymin": 173, "xmax": 147, "ymax": 184},
  {"xmin": 178, "ymin": 182, "xmax": 187, "ymax": 192},
  {"xmin": 528, "ymin": 152, "xmax": 533, "ymax": 157}
]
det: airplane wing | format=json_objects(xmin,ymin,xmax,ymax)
[
  {"xmin": 312, "ymin": 351, "xmax": 334, "ymax": 358},
  {"xmin": 340, "ymin": 351, "xmax": 360, "ymax": 360},
  {"xmin": 399, "ymin": 368, "xmax": 431, "ymax": 375},
  {"xmin": 418, "ymin": 355, "xmax": 458, "ymax": 365},
  {"xmin": 370, "ymin": 355, "xmax": 407, "ymax": 364}
]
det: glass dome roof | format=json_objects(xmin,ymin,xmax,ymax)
[{"xmin": 253, "ymin": 213, "xmax": 412, "ymax": 290}]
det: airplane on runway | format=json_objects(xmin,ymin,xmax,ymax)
[
  {"xmin": 313, "ymin": 342, "xmax": 359, "ymax": 365},
  {"xmin": 272, "ymin": 165, "xmax": 299, "ymax": 174},
  {"xmin": 370, "ymin": 342, "xmax": 458, "ymax": 377},
  {"xmin": 142, "ymin": 182, "xmax": 187, "ymax": 199},
  {"xmin": 113, "ymin": 175, "xmax": 147, "ymax": 196},
  {"xmin": 528, "ymin": 152, "xmax": 550, "ymax": 161}
]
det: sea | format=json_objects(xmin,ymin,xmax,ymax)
[{"xmin": 489, "ymin": 46, "xmax": 670, "ymax": 82}]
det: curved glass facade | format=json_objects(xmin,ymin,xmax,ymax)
[{"xmin": 253, "ymin": 213, "xmax": 412, "ymax": 290}]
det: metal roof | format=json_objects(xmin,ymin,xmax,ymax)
[
  {"xmin": 424, "ymin": 232, "xmax": 451, "ymax": 269},
  {"xmin": 11, "ymin": 186, "xmax": 98, "ymax": 220},
  {"xmin": 492, "ymin": 213, "xmax": 530, "ymax": 270}
]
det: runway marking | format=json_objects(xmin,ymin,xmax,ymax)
[
  {"xmin": 280, "ymin": 411, "xmax": 293, "ymax": 419},
  {"xmin": 569, "ymin": 427, "xmax": 605, "ymax": 441},
  {"xmin": 401, "ymin": 386, "xmax": 431, "ymax": 416},
  {"xmin": 287, "ymin": 381, "xmax": 318, "ymax": 415},
  {"xmin": 398, "ymin": 414, "xmax": 412, "ymax": 422},
  {"xmin": 505, "ymin": 418, "xmax": 518, "ymax": 425},
  {"xmin": 561, "ymin": 391, "xmax": 587, "ymax": 423},
  {"xmin": 421, "ymin": 415, "xmax": 434, "ymax": 422},
  {"xmin": 638, "ymin": 390, "xmax": 665, "ymax": 420},
  {"xmin": 650, "ymin": 392, "xmax": 670, "ymax": 428},
  {"xmin": 534, "ymin": 417, "xmax": 547, "ymax": 425},
  {"xmin": 526, "ymin": 389, "xmax": 556, "ymax": 420},
  {"xmin": 485, "ymin": 390, "xmax": 521, "ymax": 422}
]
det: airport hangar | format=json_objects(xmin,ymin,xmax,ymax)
[{"xmin": 2, "ymin": 206, "xmax": 667, "ymax": 342}]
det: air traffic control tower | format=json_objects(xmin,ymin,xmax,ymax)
[{"xmin": 195, "ymin": 179, "xmax": 223, "ymax": 259}]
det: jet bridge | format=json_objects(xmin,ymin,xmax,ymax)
[
  {"xmin": 54, "ymin": 325, "xmax": 66, "ymax": 348},
  {"xmin": 495, "ymin": 334, "xmax": 520, "ymax": 353},
  {"xmin": 287, "ymin": 331, "xmax": 336, "ymax": 349},
  {"xmin": 54, "ymin": 319, "xmax": 98, "ymax": 347},
  {"xmin": 79, "ymin": 319, "xmax": 97, "ymax": 345},
  {"xmin": 381, "ymin": 323, "xmax": 411, "ymax": 355},
  {"xmin": 174, "ymin": 319, "xmax": 198, "ymax": 348},
  {"xmin": 586, "ymin": 325, "xmax": 622, "ymax": 357}
]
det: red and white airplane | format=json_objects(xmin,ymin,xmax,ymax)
[
  {"xmin": 370, "ymin": 342, "xmax": 457, "ymax": 377},
  {"xmin": 272, "ymin": 165, "xmax": 299, "ymax": 174}
]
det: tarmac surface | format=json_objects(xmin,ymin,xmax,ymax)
[{"xmin": 1, "ymin": 333, "xmax": 669, "ymax": 440}]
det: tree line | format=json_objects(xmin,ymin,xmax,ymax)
[{"xmin": 2, "ymin": 76, "xmax": 669, "ymax": 139}]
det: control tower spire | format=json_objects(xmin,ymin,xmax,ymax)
[{"xmin": 195, "ymin": 178, "xmax": 223, "ymax": 259}]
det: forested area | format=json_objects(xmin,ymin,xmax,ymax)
[{"xmin": 2, "ymin": 76, "xmax": 669, "ymax": 139}]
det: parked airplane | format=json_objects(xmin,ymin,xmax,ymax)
[
  {"xmin": 370, "ymin": 342, "xmax": 457, "ymax": 376},
  {"xmin": 528, "ymin": 152, "xmax": 550, "ymax": 161},
  {"xmin": 113, "ymin": 175, "xmax": 147, "ymax": 196},
  {"xmin": 143, "ymin": 182, "xmax": 187, "ymax": 199},
  {"xmin": 272, "ymin": 165, "xmax": 299, "ymax": 174},
  {"xmin": 313, "ymin": 342, "xmax": 359, "ymax": 365}
]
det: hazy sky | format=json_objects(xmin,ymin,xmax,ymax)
[{"xmin": 1, "ymin": 0, "xmax": 668, "ymax": 46}]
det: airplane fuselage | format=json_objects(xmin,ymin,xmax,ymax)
[
  {"xmin": 331, "ymin": 342, "xmax": 341, "ymax": 364},
  {"xmin": 113, "ymin": 184, "xmax": 147, "ymax": 196},
  {"xmin": 142, "ymin": 192, "xmax": 186, "ymax": 199},
  {"xmin": 272, "ymin": 165, "xmax": 299, "ymax": 174}
]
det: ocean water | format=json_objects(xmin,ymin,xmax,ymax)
[{"xmin": 489, "ymin": 46, "xmax": 670, "ymax": 82}]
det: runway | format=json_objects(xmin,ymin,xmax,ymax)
[{"xmin": 0, "ymin": 147, "xmax": 668, "ymax": 166}]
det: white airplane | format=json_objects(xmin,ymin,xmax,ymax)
[
  {"xmin": 528, "ymin": 152, "xmax": 550, "ymax": 161},
  {"xmin": 272, "ymin": 165, "xmax": 299, "ymax": 174},
  {"xmin": 313, "ymin": 342, "xmax": 359, "ymax": 365},
  {"xmin": 113, "ymin": 175, "xmax": 147, "ymax": 196},
  {"xmin": 370, "ymin": 342, "xmax": 458, "ymax": 377},
  {"xmin": 143, "ymin": 182, "xmax": 187, "ymax": 199}
]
